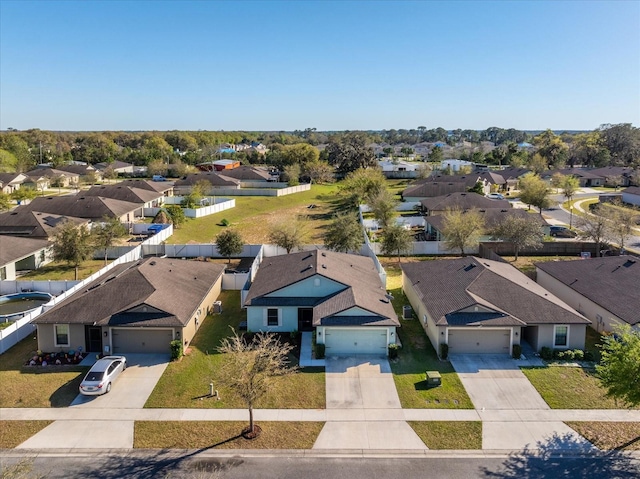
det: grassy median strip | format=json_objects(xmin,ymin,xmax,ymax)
[
  {"xmin": 0, "ymin": 336, "xmax": 87, "ymax": 408},
  {"xmin": 521, "ymin": 366, "xmax": 639, "ymax": 409},
  {"xmin": 409, "ymin": 421, "xmax": 482, "ymax": 449},
  {"xmin": 384, "ymin": 263, "xmax": 473, "ymax": 409},
  {"xmin": 0, "ymin": 421, "xmax": 53, "ymax": 448},
  {"xmin": 566, "ymin": 422, "xmax": 640, "ymax": 450},
  {"xmin": 134, "ymin": 421, "xmax": 324, "ymax": 449},
  {"xmin": 145, "ymin": 290, "xmax": 325, "ymax": 409}
]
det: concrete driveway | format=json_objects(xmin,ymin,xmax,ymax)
[
  {"xmin": 449, "ymin": 354, "xmax": 549, "ymax": 410},
  {"xmin": 17, "ymin": 354, "xmax": 169, "ymax": 450},
  {"xmin": 314, "ymin": 357, "xmax": 427, "ymax": 450}
]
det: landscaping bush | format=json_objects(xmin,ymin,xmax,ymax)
[
  {"xmin": 388, "ymin": 343, "xmax": 400, "ymax": 359},
  {"xmin": 315, "ymin": 343, "xmax": 325, "ymax": 359},
  {"xmin": 572, "ymin": 349, "xmax": 584, "ymax": 361},
  {"xmin": 439, "ymin": 343, "xmax": 449, "ymax": 360},
  {"xmin": 170, "ymin": 339, "xmax": 183, "ymax": 361},
  {"xmin": 540, "ymin": 346, "xmax": 553, "ymax": 360},
  {"xmin": 220, "ymin": 219, "xmax": 230, "ymax": 227},
  {"xmin": 512, "ymin": 344, "xmax": 522, "ymax": 360}
]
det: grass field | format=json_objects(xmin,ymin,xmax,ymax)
[
  {"xmin": 409, "ymin": 421, "xmax": 482, "ymax": 449},
  {"xmin": 566, "ymin": 422, "xmax": 640, "ymax": 450},
  {"xmin": 144, "ymin": 290, "xmax": 326, "ymax": 409},
  {"xmin": 0, "ymin": 421, "xmax": 52, "ymax": 448},
  {"xmin": 18, "ymin": 260, "xmax": 108, "ymax": 281}
]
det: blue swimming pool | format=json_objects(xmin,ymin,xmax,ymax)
[{"xmin": 0, "ymin": 292, "xmax": 54, "ymax": 322}]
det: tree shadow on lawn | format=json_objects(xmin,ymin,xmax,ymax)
[{"xmin": 479, "ymin": 432, "xmax": 639, "ymax": 479}]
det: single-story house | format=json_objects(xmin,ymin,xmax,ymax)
[
  {"xmin": 56, "ymin": 164, "xmax": 103, "ymax": 182},
  {"xmin": 213, "ymin": 160, "xmax": 241, "ymax": 171},
  {"xmin": 401, "ymin": 257, "xmax": 590, "ymax": 356},
  {"xmin": 244, "ymin": 250, "xmax": 399, "ymax": 356},
  {"xmin": 0, "ymin": 210, "xmax": 88, "ymax": 239},
  {"xmin": 119, "ymin": 179, "xmax": 174, "ymax": 197},
  {"xmin": 218, "ymin": 165, "xmax": 275, "ymax": 182},
  {"xmin": 94, "ymin": 161, "xmax": 135, "ymax": 175},
  {"xmin": 589, "ymin": 167, "xmax": 636, "ymax": 187},
  {"xmin": 173, "ymin": 172, "xmax": 240, "ymax": 195},
  {"xmin": 540, "ymin": 168, "xmax": 604, "ymax": 188},
  {"xmin": 441, "ymin": 159, "xmax": 474, "ymax": 172},
  {"xmin": 0, "ymin": 236, "xmax": 53, "ymax": 280},
  {"xmin": 0, "ymin": 172, "xmax": 28, "ymax": 194},
  {"xmin": 535, "ymin": 257, "xmax": 640, "ymax": 333},
  {"xmin": 24, "ymin": 168, "xmax": 80, "ymax": 189},
  {"xmin": 83, "ymin": 184, "xmax": 166, "ymax": 209},
  {"xmin": 420, "ymin": 192, "xmax": 510, "ymax": 216},
  {"xmin": 402, "ymin": 181, "xmax": 468, "ymax": 202},
  {"xmin": 14, "ymin": 195, "xmax": 143, "ymax": 222},
  {"xmin": 621, "ymin": 186, "xmax": 640, "ymax": 207},
  {"xmin": 33, "ymin": 257, "xmax": 225, "ymax": 354}
]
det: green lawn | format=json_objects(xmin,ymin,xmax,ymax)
[
  {"xmin": 522, "ymin": 366, "xmax": 640, "ymax": 409},
  {"xmin": 384, "ymin": 263, "xmax": 473, "ymax": 409},
  {"xmin": 0, "ymin": 421, "xmax": 53, "ymax": 448},
  {"xmin": 134, "ymin": 421, "xmax": 324, "ymax": 449},
  {"xmin": 17, "ymin": 260, "xmax": 108, "ymax": 281},
  {"xmin": 409, "ymin": 422, "xmax": 482, "ymax": 449},
  {"xmin": 168, "ymin": 184, "xmax": 341, "ymax": 245},
  {"xmin": 0, "ymin": 335, "xmax": 87, "ymax": 408},
  {"xmin": 145, "ymin": 290, "xmax": 326, "ymax": 409}
]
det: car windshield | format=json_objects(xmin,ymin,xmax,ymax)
[{"xmin": 85, "ymin": 371, "xmax": 105, "ymax": 381}]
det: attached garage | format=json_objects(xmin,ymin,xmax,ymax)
[
  {"xmin": 447, "ymin": 329, "xmax": 511, "ymax": 354},
  {"xmin": 112, "ymin": 328, "xmax": 174, "ymax": 354},
  {"xmin": 324, "ymin": 327, "xmax": 389, "ymax": 356}
]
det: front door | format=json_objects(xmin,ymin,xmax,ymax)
[
  {"xmin": 85, "ymin": 326, "xmax": 102, "ymax": 353},
  {"xmin": 298, "ymin": 308, "xmax": 313, "ymax": 332}
]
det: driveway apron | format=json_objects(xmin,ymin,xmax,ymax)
[
  {"xmin": 314, "ymin": 357, "xmax": 427, "ymax": 450},
  {"xmin": 449, "ymin": 354, "xmax": 594, "ymax": 451},
  {"xmin": 17, "ymin": 354, "xmax": 169, "ymax": 450}
]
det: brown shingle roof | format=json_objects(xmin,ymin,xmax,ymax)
[
  {"xmin": 118, "ymin": 179, "xmax": 173, "ymax": 194},
  {"xmin": 401, "ymin": 257, "xmax": 589, "ymax": 327},
  {"xmin": 245, "ymin": 250, "xmax": 398, "ymax": 327},
  {"xmin": 402, "ymin": 181, "xmax": 468, "ymax": 199},
  {"xmin": 0, "ymin": 236, "xmax": 51, "ymax": 267},
  {"xmin": 0, "ymin": 210, "xmax": 88, "ymax": 238},
  {"xmin": 16, "ymin": 195, "xmax": 141, "ymax": 220},
  {"xmin": 33, "ymin": 258, "xmax": 225, "ymax": 328},
  {"xmin": 174, "ymin": 172, "xmax": 240, "ymax": 187},
  {"xmin": 220, "ymin": 166, "xmax": 272, "ymax": 181},
  {"xmin": 84, "ymin": 185, "xmax": 162, "ymax": 204},
  {"xmin": 421, "ymin": 192, "xmax": 510, "ymax": 213},
  {"xmin": 424, "ymin": 208, "xmax": 546, "ymax": 233},
  {"xmin": 536, "ymin": 257, "xmax": 640, "ymax": 325}
]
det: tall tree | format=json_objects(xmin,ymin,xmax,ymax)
[
  {"xmin": 303, "ymin": 160, "xmax": 334, "ymax": 184},
  {"xmin": 283, "ymin": 164, "xmax": 301, "ymax": 186},
  {"xmin": 165, "ymin": 205, "xmax": 186, "ymax": 228},
  {"xmin": 441, "ymin": 208, "xmax": 485, "ymax": 256},
  {"xmin": 428, "ymin": 146, "xmax": 443, "ymax": 163},
  {"xmin": 596, "ymin": 325, "xmax": 640, "ymax": 406},
  {"xmin": 0, "ymin": 191, "xmax": 12, "ymax": 212},
  {"xmin": 215, "ymin": 229, "xmax": 244, "ymax": 263},
  {"xmin": 269, "ymin": 220, "xmax": 305, "ymax": 254},
  {"xmin": 339, "ymin": 168, "xmax": 387, "ymax": 208},
  {"xmin": 325, "ymin": 132, "xmax": 376, "ymax": 174},
  {"xmin": 324, "ymin": 212, "xmax": 363, "ymax": 253},
  {"xmin": 519, "ymin": 173, "xmax": 552, "ymax": 214},
  {"xmin": 93, "ymin": 216, "xmax": 128, "ymax": 266},
  {"xmin": 533, "ymin": 129, "xmax": 568, "ymax": 168},
  {"xmin": 559, "ymin": 174, "xmax": 580, "ymax": 227},
  {"xmin": 599, "ymin": 123, "xmax": 640, "ymax": 166},
  {"xmin": 490, "ymin": 216, "xmax": 544, "ymax": 260},
  {"xmin": 576, "ymin": 205, "xmax": 612, "ymax": 257},
  {"xmin": 380, "ymin": 222, "xmax": 413, "ymax": 262},
  {"xmin": 52, "ymin": 221, "xmax": 94, "ymax": 280},
  {"xmin": 369, "ymin": 189, "xmax": 398, "ymax": 230},
  {"xmin": 601, "ymin": 203, "xmax": 637, "ymax": 252},
  {"xmin": 217, "ymin": 330, "xmax": 296, "ymax": 438}
]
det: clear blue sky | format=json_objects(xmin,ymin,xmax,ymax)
[{"xmin": 1, "ymin": 0, "xmax": 638, "ymax": 131}]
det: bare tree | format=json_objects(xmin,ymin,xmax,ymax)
[
  {"xmin": 269, "ymin": 219, "xmax": 306, "ymax": 253},
  {"xmin": 576, "ymin": 204, "xmax": 612, "ymax": 256},
  {"xmin": 217, "ymin": 330, "xmax": 296, "ymax": 438},
  {"xmin": 380, "ymin": 222, "xmax": 413, "ymax": 262},
  {"xmin": 601, "ymin": 203, "xmax": 637, "ymax": 252},
  {"xmin": 490, "ymin": 216, "xmax": 544, "ymax": 260},
  {"xmin": 441, "ymin": 208, "xmax": 485, "ymax": 256}
]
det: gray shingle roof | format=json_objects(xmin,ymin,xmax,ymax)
[
  {"xmin": 421, "ymin": 192, "xmax": 510, "ymax": 213},
  {"xmin": 118, "ymin": 179, "xmax": 173, "ymax": 194},
  {"xmin": 402, "ymin": 181, "xmax": 467, "ymax": 199},
  {"xmin": 219, "ymin": 166, "xmax": 272, "ymax": 181},
  {"xmin": 622, "ymin": 186, "xmax": 640, "ymax": 196},
  {"xmin": 0, "ymin": 236, "xmax": 51, "ymax": 267},
  {"xmin": 424, "ymin": 208, "xmax": 546, "ymax": 232},
  {"xmin": 245, "ymin": 250, "xmax": 398, "ymax": 327},
  {"xmin": 84, "ymin": 185, "xmax": 162, "ymax": 204},
  {"xmin": 174, "ymin": 172, "xmax": 240, "ymax": 187},
  {"xmin": 15, "ymin": 195, "xmax": 141, "ymax": 220},
  {"xmin": 401, "ymin": 257, "xmax": 589, "ymax": 327},
  {"xmin": 535, "ymin": 257, "xmax": 640, "ymax": 325},
  {"xmin": 33, "ymin": 258, "xmax": 225, "ymax": 328},
  {"xmin": 0, "ymin": 210, "xmax": 88, "ymax": 238}
]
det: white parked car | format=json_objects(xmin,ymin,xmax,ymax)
[
  {"xmin": 486, "ymin": 193, "xmax": 505, "ymax": 200},
  {"xmin": 79, "ymin": 356, "xmax": 127, "ymax": 396}
]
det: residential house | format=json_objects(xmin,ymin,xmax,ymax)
[
  {"xmin": 420, "ymin": 192, "xmax": 510, "ymax": 216},
  {"xmin": 173, "ymin": 172, "xmax": 240, "ymax": 195},
  {"xmin": 118, "ymin": 179, "xmax": 174, "ymax": 197},
  {"xmin": 56, "ymin": 164, "xmax": 102, "ymax": 182},
  {"xmin": 218, "ymin": 165, "xmax": 275, "ymax": 182},
  {"xmin": 83, "ymin": 184, "xmax": 166, "ymax": 209},
  {"xmin": 0, "ymin": 210, "xmax": 88, "ymax": 239},
  {"xmin": 32, "ymin": 257, "xmax": 225, "ymax": 354},
  {"xmin": 621, "ymin": 186, "xmax": 640, "ymax": 207},
  {"xmin": 401, "ymin": 257, "xmax": 590, "ymax": 355},
  {"xmin": 441, "ymin": 159, "xmax": 474, "ymax": 172},
  {"xmin": 540, "ymin": 168, "xmax": 604, "ymax": 187},
  {"xmin": 94, "ymin": 161, "xmax": 135, "ymax": 175},
  {"xmin": 536, "ymin": 257, "xmax": 640, "ymax": 333},
  {"xmin": 378, "ymin": 159, "xmax": 419, "ymax": 179},
  {"xmin": 24, "ymin": 168, "xmax": 80, "ymax": 190},
  {"xmin": 589, "ymin": 166, "xmax": 635, "ymax": 188},
  {"xmin": 244, "ymin": 250, "xmax": 399, "ymax": 356},
  {"xmin": 0, "ymin": 173, "xmax": 28, "ymax": 194},
  {"xmin": 14, "ymin": 195, "xmax": 143, "ymax": 223},
  {"xmin": 0, "ymin": 235, "xmax": 53, "ymax": 280},
  {"xmin": 402, "ymin": 180, "xmax": 469, "ymax": 202}
]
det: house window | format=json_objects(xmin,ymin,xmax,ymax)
[
  {"xmin": 267, "ymin": 309, "xmax": 279, "ymax": 326},
  {"xmin": 554, "ymin": 326, "xmax": 568, "ymax": 347},
  {"xmin": 54, "ymin": 324, "xmax": 70, "ymax": 347}
]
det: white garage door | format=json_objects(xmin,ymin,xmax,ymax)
[
  {"xmin": 324, "ymin": 328, "xmax": 388, "ymax": 356},
  {"xmin": 112, "ymin": 329, "xmax": 173, "ymax": 354},
  {"xmin": 448, "ymin": 329, "xmax": 510, "ymax": 354}
]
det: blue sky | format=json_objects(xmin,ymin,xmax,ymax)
[{"xmin": 1, "ymin": 0, "xmax": 638, "ymax": 131}]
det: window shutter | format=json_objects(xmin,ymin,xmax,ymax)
[
  {"xmin": 278, "ymin": 308, "xmax": 282, "ymax": 326},
  {"xmin": 263, "ymin": 309, "xmax": 267, "ymax": 327}
]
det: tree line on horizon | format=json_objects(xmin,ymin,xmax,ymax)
[{"xmin": 0, "ymin": 123, "xmax": 638, "ymax": 176}]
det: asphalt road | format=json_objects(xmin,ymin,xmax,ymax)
[{"xmin": 3, "ymin": 451, "xmax": 640, "ymax": 479}]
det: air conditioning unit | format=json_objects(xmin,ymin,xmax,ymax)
[
  {"xmin": 213, "ymin": 301, "xmax": 223, "ymax": 313},
  {"xmin": 403, "ymin": 305, "xmax": 413, "ymax": 319}
]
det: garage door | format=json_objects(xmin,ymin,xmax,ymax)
[
  {"xmin": 112, "ymin": 329, "xmax": 173, "ymax": 354},
  {"xmin": 448, "ymin": 329, "xmax": 510, "ymax": 354},
  {"xmin": 324, "ymin": 328, "xmax": 388, "ymax": 356}
]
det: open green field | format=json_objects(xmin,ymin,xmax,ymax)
[{"xmin": 145, "ymin": 290, "xmax": 326, "ymax": 409}]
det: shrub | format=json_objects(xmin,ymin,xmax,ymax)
[
  {"xmin": 512, "ymin": 344, "xmax": 522, "ymax": 360},
  {"xmin": 290, "ymin": 329, "xmax": 298, "ymax": 341},
  {"xmin": 170, "ymin": 339, "xmax": 183, "ymax": 361},
  {"xmin": 220, "ymin": 218, "xmax": 230, "ymax": 227},
  {"xmin": 572, "ymin": 349, "xmax": 584, "ymax": 361},
  {"xmin": 540, "ymin": 346, "xmax": 553, "ymax": 360},
  {"xmin": 584, "ymin": 350, "xmax": 595, "ymax": 361},
  {"xmin": 388, "ymin": 343, "xmax": 400, "ymax": 359},
  {"xmin": 439, "ymin": 343, "xmax": 449, "ymax": 360},
  {"xmin": 315, "ymin": 343, "xmax": 325, "ymax": 359}
]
